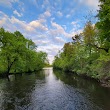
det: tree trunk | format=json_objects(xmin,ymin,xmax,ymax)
[{"xmin": 6, "ymin": 58, "xmax": 17, "ymax": 81}]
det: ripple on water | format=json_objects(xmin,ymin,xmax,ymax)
[{"xmin": 0, "ymin": 68, "xmax": 109, "ymax": 110}]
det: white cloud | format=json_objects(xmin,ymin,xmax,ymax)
[
  {"xmin": 29, "ymin": 19, "xmax": 48, "ymax": 31},
  {"xmin": 55, "ymin": 37, "xmax": 65, "ymax": 43},
  {"xmin": 62, "ymin": 25, "xmax": 67, "ymax": 30},
  {"xmin": 71, "ymin": 21, "xmax": 77, "ymax": 25},
  {"xmin": 44, "ymin": 11, "xmax": 51, "ymax": 17},
  {"xmin": 0, "ymin": 11, "xmax": 48, "ymax": 34},
  {"xmin": 39, "ymin": 10, "xmax": 51, "ymax": 19},
  {"xmin": 66, "ymin": 14, "xmax": 71, "ymax": 18},
  {"xmin": 42, "ymin": 0, "xmax": 50, "ymax": 6},
  {"xmin": 41, "ymin": 0, "xmax": 50, "ymax": 10},
  {"xmin": 10, "ymin": 16, "xmax": 33, "ymax": 32},
  {"xmin": 57, "ymin": 11, "xmax": 63, "ymax": 17},
  {"xmin": 80, "ymin": 0, "xmax": 99, "ymax": 10},
  {"xmin": 0, "ymin": 0, "xmax": 19, "ymax": 8},
  {"xmin": 47, "ymin": 55, "xmax": 54, "ymax": 64},
  {"xmin": 34, "ymin": 39, "xmax": 50, "ymax": 45},
  {"xmin": 71, "ymin": 21, "xmax": 80, "ymax": 29},
  {"xmin": 13, "ymin": 10, "xmax": 23, "ymax": 17},
  {"xmin": 51, "ymin": 21, "xmax": 72, "ymax": 38},
  {"xmin": 30, "ymin": 21, "xmax": 41, "ymax": 28},
  {"xmin": 51, "ymin": 21, "xmax": 64, "ymax": 32}
]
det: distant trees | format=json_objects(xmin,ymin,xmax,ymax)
[
  {"xmin": 53, "ymin": 0, "xmax": 110, "ymax": 82},
  {"xmin": 0, "ymin": 28, "xmax": 47, "ymax": 78}
]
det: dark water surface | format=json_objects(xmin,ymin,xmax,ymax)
[{"xmin": 0, "ymin": 67, "xmax": 110, "ymax": 110}]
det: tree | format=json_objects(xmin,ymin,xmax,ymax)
[
  {"xmin": 83, "ymin": 21, "xmax": 96, "ymax": 56},
  {"xmin": 0, "ymin": 28, "xmax": 47, "ymax": 78},
  {"xmin": 96, "ymin": 0, "xmax": 110, "ymax": 52}
]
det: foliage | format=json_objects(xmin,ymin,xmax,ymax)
[
  {"xmin": 96, "ymin": 0, "xmax": 110, "ymax": 51},
  {"xmin": 0, "ymin": 28, "xmax": 47, "ymax": 76}
]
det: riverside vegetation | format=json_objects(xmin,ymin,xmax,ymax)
[
  {"xmin": 0, "ymin": 28, "xmax": 47, "ymax": 78},
  {"xmin": 53, "ymin": 0, "xmax": 110, "ymax": 87}
]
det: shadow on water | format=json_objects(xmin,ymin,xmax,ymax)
[
  {"xmin": 0, "ymin": 67, "xmax": 110, "ymax": 110},
  {"xmin": 0, "ymin": 71, "xmax": 45, "ymax": 110},
  {"xmin": 54, "ymin": 70, "xmax": 110, "ymax": 110}
]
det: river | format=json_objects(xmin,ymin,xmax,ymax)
[{"xmin": 0, "ymin": 67, "xmax": 110, "ymax": 110}]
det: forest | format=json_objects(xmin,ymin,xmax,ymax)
[
  {"xmin": 0, "ymin": 28, "xmax": 47, "ymax": 78},
  {"xmin": 53, "ymin": 0, "xmax": 110, "ymax": 86}
]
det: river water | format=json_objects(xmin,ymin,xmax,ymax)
[{"xmin": 0, "ymin": 67, "xmax": 110, "ymax": 110}]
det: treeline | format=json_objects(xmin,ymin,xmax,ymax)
[
  {"xmin": 53, "ymin": 0, "xmax": 110, "ymax": 83},
  {"xmin": 0, "ymin": 28, "xmax": 47, "ymax": 77}
]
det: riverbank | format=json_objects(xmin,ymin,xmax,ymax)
[
  {"xmin": 0, "ymin": 69, "xmax": 42, "ymax": 79},
  {"xmin": 53, "ymin": 68, "xmax": 110, "ymax": 88},
  {"xmin": 0, "ymin": 67, "xmax": 52, "ymax": 79}
]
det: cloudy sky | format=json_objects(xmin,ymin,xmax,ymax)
[{"xmin": 0, "ymin": 0, "xmax": 99, "ymax": 64}]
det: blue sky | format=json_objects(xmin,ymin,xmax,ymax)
[{"xmin": 0, "ymin": 0, "xmax": 99, "ymax": 64}]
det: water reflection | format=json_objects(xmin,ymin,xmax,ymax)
[
  {"xmin": 0, "ymin": 67, "xmax": 110, "ymax": 110},
  {"xmin": 54, "ymin": 69, "xmax": 110, "ymax": 110}
]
